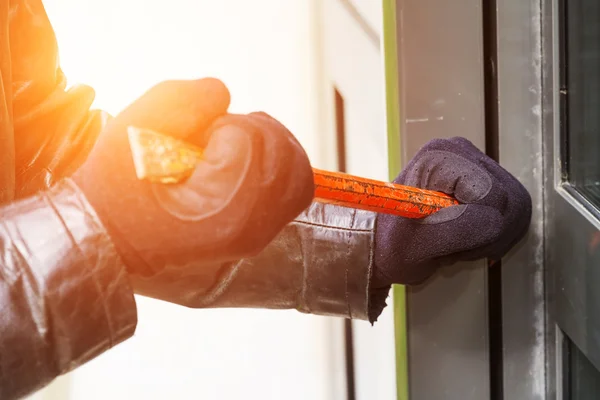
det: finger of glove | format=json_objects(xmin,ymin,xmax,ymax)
[
  {"xmin": 75, "ymin": 78, "xmax": 230, "ymax": 204},
  {"xmin": 417, "ymin": 137, "xmax": 532, "ymax": 250},
  {"xmin": 154, "ymin": 117, "xmax": 314, "ymax": 258},
  {"xmin": 395, "ymin": 138, "xmax": 510, "ymax": 216},
  {"xmin": 73, "ymin": 79, "xmax": 228, "ymax": 242},
  {"xmin": 218, "ymin": 114, "xmax": 314, "ymax": 252},
  {"xmin": 398, "ymin": 149, "xmax": 495, "ymax": 203},
  {"xmin": 201, "ymin": 113, "xmax": 302, "ymax": 179},
  {"xmin": 153, "ymin": 123, "xmax": 257, "ymax": 221},
  {"xmin": 374, "ymin": 203, "xmax": 504, "ymax": 285},
  {"xmin": 115, "ymin": 78, "xmax": 231, "ymax": 139},
  {"xmin": 201, "ymin": 113, "xmax": 314, "ymax": 214},
  {"xmin": 475, "ymin": 152, "xmax": 533, "ymax": 250},
  {"xmin": 245, "ymin": 111, "xmax": 313, "ymax": 193},
  {"xmin": 151, "ymin": 123, "xmax": 265, "ymax": 258}
]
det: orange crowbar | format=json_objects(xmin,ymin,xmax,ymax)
[{"xmin": 127, "ymin": 127, "xmax": 459, "ymax": 219}]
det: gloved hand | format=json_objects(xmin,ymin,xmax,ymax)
[
  {"xmin": 73, "ymin": 78, "xmax": 314, "ymax": 305},
  {"xmin": 372, "ymin": 137, "xmax": 531, "ymax": 293}
]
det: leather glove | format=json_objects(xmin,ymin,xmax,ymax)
[
  {"xmin": 372, "ymin": 137, "xmax": 532, "ymax": 293},
  {"xmin": 72, "ymin": 78, "xmax": 314, "ymax": 305}
]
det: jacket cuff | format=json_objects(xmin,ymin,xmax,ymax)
[
  {"xmin": 196, "ymin": 202, "xmax": 377, "ymax": 321},
  {"xmin": 0, "ymin": 179, "xmax": 137, "ymax": 398}
]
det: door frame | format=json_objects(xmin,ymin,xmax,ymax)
[
  {"xmin": 495, "ymin": 0, "xmax": 547, "ymax": 399},
  {"xmin": 387, "ymin": 1, "xmax": 491, "ymax": 399}
]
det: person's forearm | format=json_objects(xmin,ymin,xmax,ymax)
[
  {"xmin": 0, "ymin": 180, "xmax": 137, "ymax": 400},
  {"xmin": 180, "ymin": 202, "xmax": 385, "ymax": 322}
]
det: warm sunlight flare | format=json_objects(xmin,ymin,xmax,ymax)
[{"xmin": 43, "ymin": 1, "xmax": 314, "ymax": 122}]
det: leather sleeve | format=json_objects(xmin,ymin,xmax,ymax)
[
  {"xmin": 194, "ymin": 202, "xmax": 378, "ymax": 322},
  {"xmin": 0, "ymin": 179, "xmax": 137, "ymax": 400},
  {"xmin": 9, "ymin": 0, "xmax": 109, "ymax": 199}
]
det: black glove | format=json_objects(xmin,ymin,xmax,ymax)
[
  {"xmin": 72, "ymin": 78, "xmax": 315, "ymax": 304},
  {"xmin": 372, "ymin": 137, "xmax": 532, "ymax": 291}
]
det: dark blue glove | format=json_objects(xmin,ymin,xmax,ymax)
[{"xmin": 372, "ymin": 137, "xmax": 532, "ymax": 291}]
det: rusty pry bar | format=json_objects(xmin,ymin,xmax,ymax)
[
  {"xmin": 312, "ymin": 169, "xmax": 458, "ymax": 218},
  {"xmin": 127, "ymin": 126, "xmax": 460, "ymax": 219}
]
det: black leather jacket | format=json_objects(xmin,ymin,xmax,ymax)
[{"xmin": 0, "ymin": 1, "xmax": 379, "ymax": 399}]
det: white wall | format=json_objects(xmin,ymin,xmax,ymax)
[
  {"xmin": 32, "ymin": 1, "xmax": 348, "ymax": 399},
  {"xmin": 317, "ymin": 2, "xmax": 397, "ymax": 400}
]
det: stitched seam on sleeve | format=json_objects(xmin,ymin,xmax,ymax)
[
  {"xmin": 298, "ymin": 225, "xmax": 310, "ymax": 314},
  {"xmin": 365, "ymin": 219, "xmax": 376, "ymax": 322},
  {"xmin": 345, "ymin": 210, "xmax": 357, "ymax": 319},
  {"xmin": 193, "ymin": 260, "xmax": 243, "ymax": 307}
]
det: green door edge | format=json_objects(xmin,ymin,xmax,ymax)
[{"xmin": 382, "ymin": 2, "xmax": 409, "ymax": 400}]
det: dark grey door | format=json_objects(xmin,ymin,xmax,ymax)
[{"xmin": 544, "ymin": 0, "xmax": 600, "ymax": 398}]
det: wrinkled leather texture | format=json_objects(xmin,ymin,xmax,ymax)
[
  {"xmin": 2, "ymin": 0, "xmax": 108, "ymax": 203},
  {"xmin": 0, "ymin": 180, "xmax": 137, "ymax": 400},
  {"xmin": 0, "ymin": 2, "xmax": 137, "ymax": 399},
  {"xmin": 131, "ymin": 201, "xmax": 377, "ymax": 321}
]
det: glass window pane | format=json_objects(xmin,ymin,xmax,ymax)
[
  {"xmin": 562, "ymin": 0, "xmax": 600, "ymax": 207},
  {"xmin": 564, "ymin": 335, "xmax": 600, "ymax": 400}
]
